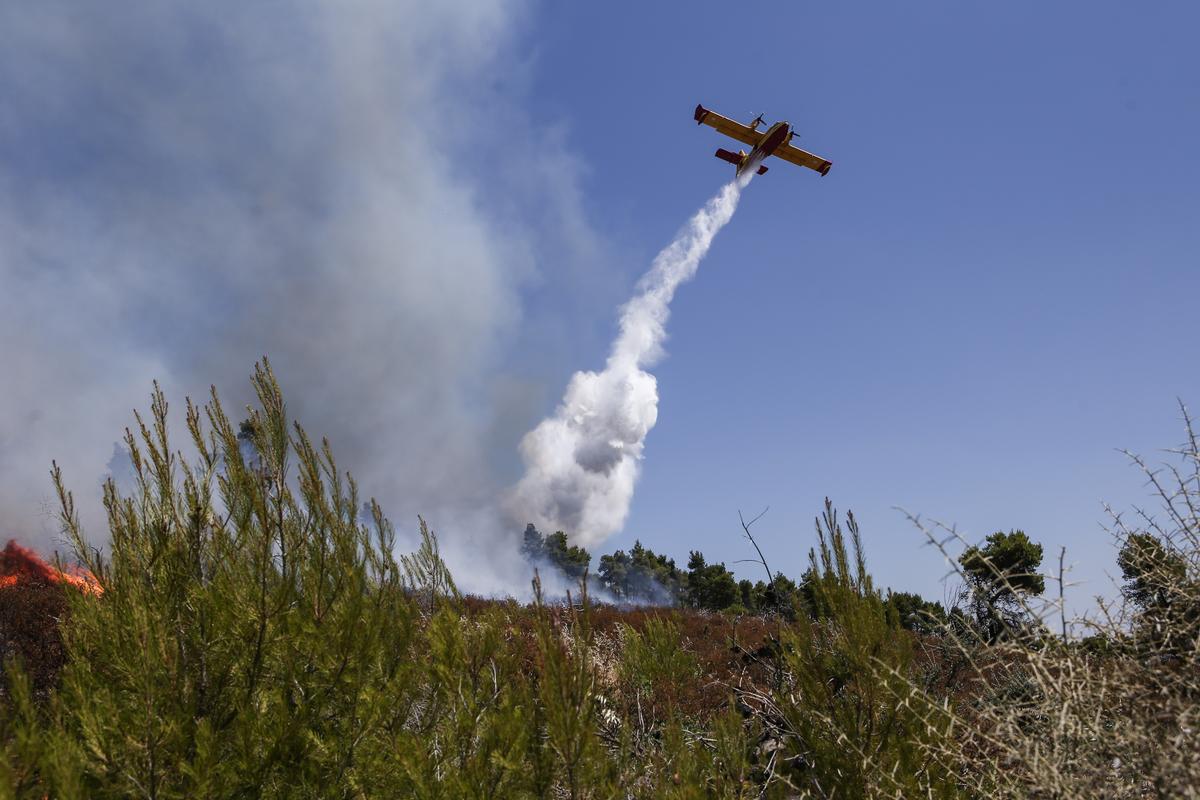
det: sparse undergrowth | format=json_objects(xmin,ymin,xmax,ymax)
[{"xmin": 0, "ymin": 364, "xmax": 1196, "ymax": 798}]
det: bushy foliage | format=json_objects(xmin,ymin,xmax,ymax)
[
  {"xmin": 521, "ymin": 524, "xmax": 592, "ymax": 583},
  {"xmin": 6, "ymin": 364, "xmax": 1196, "ymax": 798},
  {"xmin": 903, "ymin": 404, "xmax": 1200, "ymax": 798},
  {"xmin": 1117, "ymin": 531, "xmax": 1198, "ymax": 654},
  {"xmin": 595, "ymin": 541, "xmax": 684, "ymax": 604},
  {"xmin": 959, "ymin": 530, "xmax": 1045, "ymax": 640},
  {"xmin": 684, "ymin": 551, "xmax": 739, "ymax": 611},
  {"xmin": 730, "ymin": 573, "xmax": 809, "ymax": 620},
  {"xmin": 1118, "ymin": 531, "xmax": 1186, "ymax": 609},
  {"xmin": 885, "ymin": 590, "xmax": 948, "ymax": 633},
  {"xmin": 0, "ymin": 365, "xmax": 844, "ymax": 798},
  {"xmin": 1, "ymin": 365, "xmax": 435, "ymax": 797},
  {"xmin": 742, "ymin": 500, "xmax": 961, "ymax": 798}
]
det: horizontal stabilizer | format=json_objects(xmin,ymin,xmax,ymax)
[{"xmin": 714, "ymin": 148, "xmax": 743, "ymax": 166}]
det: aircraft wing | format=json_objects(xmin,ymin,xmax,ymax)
[
  {"xmin": 693, "ymin": 106, "xmax": 763, "ymax": 148},
  {"xmin": 771, "ymin": 141, "xmax": 832, "ymax": 176}
]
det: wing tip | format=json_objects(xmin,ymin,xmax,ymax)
[{"xmin": 694, "ymin": 103, "xmax": 709, "ymax": 125}]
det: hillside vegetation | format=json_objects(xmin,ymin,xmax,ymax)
[{"xmin": 1, "ymin": 363, "xmax": 1197, "ymax": 798}]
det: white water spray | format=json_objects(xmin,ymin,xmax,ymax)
[{"xmin": 507, "ymin": 174, "xmax": 752, "ymax": 546}]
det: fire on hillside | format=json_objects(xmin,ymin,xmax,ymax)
[{"xmin": 0, "ymin": 540, "xmax": 102, "ymax": 596}]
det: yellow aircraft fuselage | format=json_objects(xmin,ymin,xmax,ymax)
[{"xmin": 740, "ymin": 120, "xmax": 791, "ymax": 176}]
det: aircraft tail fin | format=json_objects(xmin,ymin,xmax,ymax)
[{"xmin": 714, "ymin": 148, "xmax": 743, "ymax": 166}]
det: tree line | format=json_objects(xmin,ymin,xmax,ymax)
[
  {"xmin": 525, "ymin": 514, "xmax": 1196, "ymax": 648},
  {"xmin": 520, "ymin": 520, "xmax": 1064, "ymax": 639}
]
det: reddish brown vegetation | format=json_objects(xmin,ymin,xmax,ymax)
[
  {"xmin": 460, "ymin": 594, "xmax": 784, "ymax": 725},
  {"xmin": 0, "ymin": 540, "xmax": 96, "ymax": 697}
]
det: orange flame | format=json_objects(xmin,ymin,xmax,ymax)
[{"xmin": 0, "ymin": 540, "xmax": 102, "ymax": 596}]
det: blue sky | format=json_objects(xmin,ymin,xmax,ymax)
[
  {"xmin": 2, "ymin": 1, "xmax": 1197, "ymax": 610},
  {"xmin": 520, "ymin": 1, "xmax": 1200, "ymax": 607}
]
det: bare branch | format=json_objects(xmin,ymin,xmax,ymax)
[{"xmin": 738, "ymin": 506, "xmax": 775, "ymax": 587}]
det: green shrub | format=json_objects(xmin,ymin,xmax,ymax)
[
  {"xmin": 761, "ymin": 501, "xmax": 962, "ymax": 799},
  {"xmin": 1, "ymin": 364, "xmax": 432, "ymax": 797},
  {"xmin": 1, "ymin": 364, "xmax": 764, "ymax": 798},
  {"xmin": 13, "ymin": 355, "xmax": 1200, "ymax": 799}
]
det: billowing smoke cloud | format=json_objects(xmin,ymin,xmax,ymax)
[
  {"xmin": 0, "ymin": 1, "xmax": 606, "ymax": 594},
  {"xmin": 507, "ymin": 176, "xmax": 750, "ymax": 547}
]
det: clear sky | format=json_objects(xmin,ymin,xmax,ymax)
[
  {"xmin": 2, "ymin": 1, "xmax": 1198, "ymax": 612},
  {"xmin": 521, "ymin": 0, "xmax": 1200, "ymax": 609}
]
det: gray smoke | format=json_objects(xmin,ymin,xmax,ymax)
[
  {"xmin": 507, "ymin": 175, "xmax": 750, "ymax": 547},
  {"xmin": 0, "ymin": 0, "xmax": 603, "ymax": 594}
]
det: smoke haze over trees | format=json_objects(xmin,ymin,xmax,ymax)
[
  {"xmin": 515, "ymin": 514, "xmax": 949, "ymax": 629},
  {"xmin": 0, "ymin": 0, "xmax": 609, "ymax": 596},
  {"xmin": 0, "ymin": 0, "xmax": 758, "ymax": 601}
]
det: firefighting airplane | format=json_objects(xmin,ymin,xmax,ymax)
[{"xmin": 693, "ymin": 104, "xmax": 832, "ymax": 178}]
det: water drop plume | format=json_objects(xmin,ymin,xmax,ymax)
[{"xmin": 508, "ymin": 174, "xmax": 752, "ymax": 546}]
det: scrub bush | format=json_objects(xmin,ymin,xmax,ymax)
[{"xmin": 13, "ymin": 363, "xmax": 1195, "ymax": 797}]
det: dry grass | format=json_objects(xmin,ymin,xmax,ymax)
[{"xmin": 897, "ymin": 403, "xmax": 1200, "ymax": 799}]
